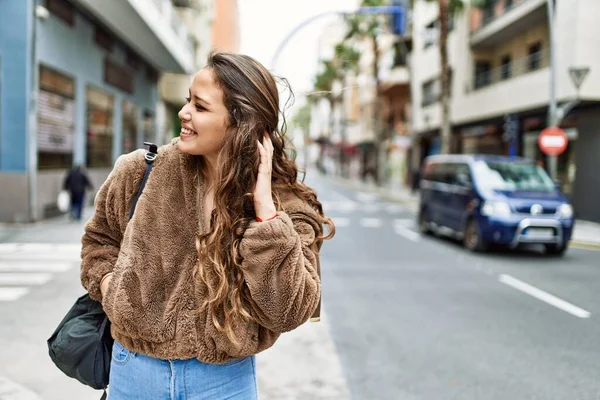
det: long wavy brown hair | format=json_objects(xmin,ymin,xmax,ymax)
[{"xmin": 194, "ymin": 51, "xmax": 335, "ymax": 344}]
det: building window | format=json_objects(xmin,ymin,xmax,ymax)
[
  {"xmin": 95, "ymin": 26, "xmax": 115, "ymax": 53},
  {"xmin": 474, "ymin": 61, "xmax": 492, "ymax": 89},
  {"xmin": 422, "ymin": 79, "xmax": 437, "ymax": 107},
  {"xmin": 500, "ymin": 54, "xmax": 512, "ymax": 80},
  {"xmin": 122, "ymin": 101, "xmax": 138, "ymax": 154},
  {"xmin": 44, "ymin": 0, "xmax": 75, "ymax": 26},
  {"xmin": 126, "ymin": 50, "xmax": 140, "ymax": 71},
  {"xmin": 424, "ymin": 21, "xmax": 436, "ymax": 49},
  {"xmin": 37, "ymin": 66, "xmax": 75, "ymax": 170},
  {"xmin": 86, "ymin": 87, "xmax": 114, "ymax": 168},
  {"xmin": 143, "ymin": 110, "xmax": 156, "ymax": 144},
  {"xmin": 528, "ymin": 42, "xmax": 542, "ymax": 71},
  {"xmin": 104, "ymin": 57, "xmax": 134, "ymax": 93},
  {"xmin": 392, "ymin": 42, "xmax": 408, "ymax": 67}
]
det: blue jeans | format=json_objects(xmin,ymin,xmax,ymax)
[{"xmin": 108, "ymin": 341, "xmax": 258, "ymax": 399}]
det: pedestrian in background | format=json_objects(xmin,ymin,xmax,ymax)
[
  {"xmin": 81, "ymin": 51, "xmax": 335, "ymax": 399},
  {"xmin": 62, "ymin": 164, "xmax": 93, "ymax": 221}
]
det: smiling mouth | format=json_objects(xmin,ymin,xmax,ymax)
[{"xmin": 180, "ymin": 127, "xmax": 198, "ymax": 138}]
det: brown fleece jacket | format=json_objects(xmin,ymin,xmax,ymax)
[{"xmin": 81, "ymin": 141, "xmax": 323, "ymax": 363}]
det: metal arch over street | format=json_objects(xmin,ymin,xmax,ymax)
[{"xmin": 269, "ymin": 6, "xmax": 405, "ymax": 71}]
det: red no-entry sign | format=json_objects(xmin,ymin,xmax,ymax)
[{"xmin": 538, "ymin": 127, "xmax": 568, "ymax": 156}]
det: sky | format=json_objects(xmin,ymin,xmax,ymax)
[{"xmin": 238, "ymin": 0, "xmax": 359, "ymax": 107}]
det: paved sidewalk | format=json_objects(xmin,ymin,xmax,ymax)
[{"xmin": 331, "ymin": 175, "xmax": 600, "ymax": 249}]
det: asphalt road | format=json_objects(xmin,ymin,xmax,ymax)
[
  {"xmin": 1, "ymin": 170, "xmax": 599, "ymax": 400},
  {"xmin": 310, "ymin": 172, "xmax": 600, "ymax": 400}
]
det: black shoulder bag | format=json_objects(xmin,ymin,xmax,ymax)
[{"xmin": 47, "ymin": 143, "xmax": 158, "ymax": 400}]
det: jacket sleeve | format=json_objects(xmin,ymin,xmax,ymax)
[
  {"xmin": 239, "ymin": 211, "xmax": 322, "ymax": 333},
  {"xmin": 80, "ymin": 154, "xmax": 139, "ymax": 301}
]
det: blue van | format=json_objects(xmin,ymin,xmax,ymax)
[{"xmin": 418, "ymin": 155, "xmax": 574, "ymax": 255}]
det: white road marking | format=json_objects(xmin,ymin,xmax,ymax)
[
  {"xmin": 0, "ymin": 273, "xmax": 53, "ymax": 285},
  {"xmin": 331, "ymin": 217, "xmax": 351, "ymax": 227},
  {"xmin": 0, "ymin": 243, "xmax": 81, "ymax": 253},
  {"xmin": 0, "ymin": 243, "xmax": 80, "ymax": 302},
  {"xmin": 356, "ymin": 192, "xmax": 377, "ymax": 203},
  {"xmin": 499, "ymin": 274, "xmax": 591, "ymax": 319},
  {"xmin": 0, "ymin": 262, "xmax": 73, "ymax": 273},
  {"xmin": 322, "ymin": 201, "xmax": 358, "ymax": 214},
  {"xmin": 0, "ymin": 287, "xmax": 30, "ymax": 302},
  {"xmin": 385, "ymin": 204, "xmax": 406, "ymax": 214},
  {"xmin": 363, "ymin": 204, "xmax": 379, "ymax": 213},
  {"xmin": 330, "ymin": 190, "xmax": 355, "ymax": 203},
  {"xmin": 393, "ymin": 221, "xmax": 420, "ymax": 242},
  {"xmin": 360, "ymin": 218, "xmax": 382, "ymax": 228}
]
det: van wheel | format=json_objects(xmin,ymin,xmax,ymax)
[
  {"xmin": 546, "ymin": 243, "xmax": 568, "ymax": 257},
  {"xmin": 464, "ymin": 219, "xmax": 488, "ymax": 252},
  {"xmin": 418, "ymin": 209, "xmax": 431, "ymax": 235}
]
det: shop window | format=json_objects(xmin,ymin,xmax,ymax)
[
  {"xmin": 45, "ymin": 0, "xmax": 75, "ymax": 26},
  {"xmin": 122, "ymin": 100, "xmax": 138, "ymax": 154},
  {"xmin": 143, "ymin": 110, "xmax": 156, "ymax": 144},
  {"xmin": 86, "ymin": 87, "xmax": 114, "ymax": 168},
  {"xmin": 500, "ymin": 54, "xmax": 512, "ymax": 80},
  {"xmin": 37, "ymin": 66, "xmax": 75, "ymax": 170},
  {"xmin": 528, "ymin": 42, "xmax": 542, "ymax": 71}
]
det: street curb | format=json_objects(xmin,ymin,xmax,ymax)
[{"xmin": 569, "ymin": 241, "xmax": 600, "ymax": 251}]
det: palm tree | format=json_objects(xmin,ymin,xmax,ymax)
[{"xmin": 342, "ymin": 0, "xmax": 387, "ymax": 182}]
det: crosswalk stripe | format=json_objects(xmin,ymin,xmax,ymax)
[
  {"xmin": 360, "ymin": 218, "xmax": 382, "ymax": 228},
  {"xmin": 0, "ymin": 243, "xmax": 81, "ymax": 254},
  {"xmin": 0, "ymin": 262, "xmax": 73, "ymax": 273},
  {"xmin": 331, "ymin": 217, "xmax": 351, "ymax": 227},
  {"xmin": 0, "ymin": 287, "xmax": 30, "ymax": 301},
  {"xmin": 0, "ymin": 273, "xmax": 53, "ymax": 285},
  {"xmin": 385, "ymin": 204, "xmax": 406, "ymax": 214},
  {"xmin": 363, "ymin": 204, "xmax": 379, "ymax": 213},
  {"xmin": 0, "ymin": 254, "xmax": 80, "ymax": 261}
]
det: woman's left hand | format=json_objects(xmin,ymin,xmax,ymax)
[{"xmin": 254, "ymin": 133, "xmax": 277, "ymax": 220}]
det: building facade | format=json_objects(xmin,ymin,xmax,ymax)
[
  {"xmin": 0, "ymin": 0, "xmax": 203, "ymax": 222},
  {"xmin": 410, "ymin": 0, "xmax": 600, "ymax": 222},
  {"xmin": 158, "ymin": 0, "xmax": 239, "ymax": 146}
]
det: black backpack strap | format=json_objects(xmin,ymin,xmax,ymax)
[{"xmin": 128, "ymin": 142, "xmax": 158, "ymax": 220}]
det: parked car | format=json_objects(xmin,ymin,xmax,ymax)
[{"xmin": 418, "ymin": 155, "xmax": 574, "ymax": 256}]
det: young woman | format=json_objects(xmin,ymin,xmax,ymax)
[{"xmin": 81, "ymin": 51, "xmax": 334, "ymax": 399}]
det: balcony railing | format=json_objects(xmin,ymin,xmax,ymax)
[
  {"xmin": 473, "ymin": 49, "xmax": 549, "ymax": 90},
  {"xmin": 474, "ymin": 0, "xmax": 531, "ymax": 32}
]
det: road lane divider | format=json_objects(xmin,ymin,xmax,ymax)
[
  {"xmin": 393, "ymin": 220, "xmax": 420, "ymax": 242},
  {"xmin": 499, "ymin": 274, "xmax": 591, "ymax": 318}
]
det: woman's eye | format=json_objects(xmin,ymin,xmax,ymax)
[
  {"xmin": 195, "ymin": 105, "xmax": 206, "ymax": 111},
  {"xmin": 185, "ymin": 96, "xmax": 191, "ymax": 103}
]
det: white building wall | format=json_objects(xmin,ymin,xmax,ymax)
[{"xmin": 410, "ymin": 0, "xmax": 600, "ymax": 132}]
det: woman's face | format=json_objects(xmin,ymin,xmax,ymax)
[{"xmin": 177, "ymin": 68, "xmax": 229, "ymax": 158}]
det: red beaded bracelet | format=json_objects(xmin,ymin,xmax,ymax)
[{"xmin": 255, "ymin": 213, "xmax": 278, "ymax": 222}]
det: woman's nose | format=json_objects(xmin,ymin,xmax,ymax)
[{"xmin": 178, "ymin": 104, "xmax": 190, "ymax": 121}]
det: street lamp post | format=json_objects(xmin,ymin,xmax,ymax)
[{"xmin": 545, "ymin": 0, "xmax": 589, "ymax": 181}]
